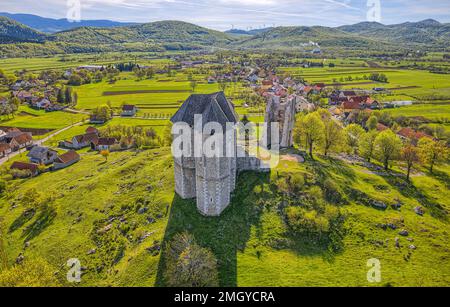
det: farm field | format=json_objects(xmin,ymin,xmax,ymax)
[
  {"xmin": 0, "ymin": 149, "xmax": 448, "ymax": 286},
  {"xmin": 382, "ymin": 104, "xmax": 450, "ymax": 122},
  {"xmin": 0, "ymin": 106, "xmax": 85, "ymax": 137},
  {"xmin": 280, "ymin": 66, "xmax": 450, "ymax": 102},
  {"xmin": 74, "ymin": 72, "xmax": 249, "ymax": 115},
  {"xmin": 0, "ymin": 53, "xmax": 176, "ymax": 73}
]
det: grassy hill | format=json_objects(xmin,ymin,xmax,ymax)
[
  {"xmin": 0, "ymin": 16, "xmax": 46, "ymax": 43},
  {"xmin": 51, "ymin": 21, "xmax": 237, "ymax": 49},
  {"xmin": 338, "ymin": 19, "xmax": 450, "ymax": 48},
  {"xmin": 0, "ymin": 148, "xmax": 448, "ymax": 286},
  {"xmin": 233, "ymin": 26, "xmax": 394, "ymax": 51}
]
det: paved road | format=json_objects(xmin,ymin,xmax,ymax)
[{"xmin": 0, "ymin": 120, "xmax": 86, "ymax": 166}]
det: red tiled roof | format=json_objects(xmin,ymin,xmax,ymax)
[
  {"xmin": 377, "ymin": 123, "xmax": 389, "ymax": 131},
  {"xmin": 12, "ymin": 133, "xmax": 32, "ymax": 145},
  {"xmin": 343, "ymin": 100, "xmax": 361, "ymax": 110},
  {"xmin": 398, "ymin": 128, "xmax": 431, "ymax": 140},
  {"xmin": 0, "ymin": 143, "xmax": 11, "ymax": 151},
  {"xmin": 56, "ymin": 150, "xmax": 80, "ymax": 164},
  {"xmin": 97, "ymin": 138, "xmax": 117, "ymax": 146},
  {"xmin": 10, "ymin": 161, "xmax": 38, "ymax": 172},
  {"xmin": 74, "ymin": 133, "xmax": 98, "ymax": 144},
  {"xmin": 85, "ymin": 127, "xmax": 98, "ymax": 134}
]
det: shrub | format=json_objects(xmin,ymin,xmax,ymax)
[
  {"xmin": 322, "ymin": 179, "xmax": 346, "ymax": 204},
  {"xmin": 164, "ymin": 232, "xmax": 219, "ymax": 287},
  {"xmin": 10, "ymin": 169, "xmax": 32, "ymax": 179}
]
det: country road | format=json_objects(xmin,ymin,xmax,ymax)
[{"xmin": 0, "ymin": 120, "xmax": 86, "ymax": 166}]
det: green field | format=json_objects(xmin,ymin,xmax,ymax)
[
  {"xmin": 280, "ymin": 65, "xmax": 450, "ymax": 102},
  {"xmin": 0, "ymin": 53, "xmax": 176, "ymax": 73},
  {"xmin": 1, "ymin": 148, "xmax": 448, "ymax": 286},
  {"xmin": 74, "ymin": 72, "xmax": 249, "ymax": 116},
  {"xmin": 0, "ymin": 106, "xmax": 85, "ymax": 131},
  {"xmin": 382, "ymin": 104, "xmax": 450, "ymax": 122}
]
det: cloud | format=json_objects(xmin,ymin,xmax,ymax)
[{"xmin": 0, "ymin": 0, "xmax": 448, "ymax": 30}]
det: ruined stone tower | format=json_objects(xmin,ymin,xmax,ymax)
[
  {"xmin": 264, "ymin": 95, "xmax": 296, "ymax": 149},
  {"xmin": 171, "ymin": 92, "xmax": 239, "ymax": 216}
]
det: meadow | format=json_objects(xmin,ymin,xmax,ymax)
[
  {"xmin": 74, "ymin": 71, "xmax": 249, "ymax": 116},
  {"xmin": 0, "ymin": 52, "xmax": 176, "ymax": 73},
  {"xmin": 382, "ymin": 104, "xmax": 450, "ymax": 122},
  {"xmin": 0, "ymin": 148, "xmax": 448, "ymax": 286}
]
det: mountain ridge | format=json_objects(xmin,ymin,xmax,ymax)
[{"xmin": 0, "ymin": 12, "xmax": 136, "ymax": 33}]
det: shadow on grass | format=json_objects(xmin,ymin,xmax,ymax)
[
  {"xmin": 155, "ymin": 171, "xmax": 270, "ymax": 287},
  {"xmin": 21, "ymin": 205, "xmax": 57, "ymax": 242},
  {"xmin": 311, "ymin": 156, "xmax": 357, "ymax": 185},
  {"xmin": 382, "ymin": 171, "xmax": 447, "ymax": 220},
  {"xmin": 8, "ymin": 209, "xmax": 35, "ymax": 234},
  {"xmin": 429, "ymin": 169, "xmax": 450, "ymax": 190}
]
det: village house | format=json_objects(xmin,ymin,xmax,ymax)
[
  {"xmin": 0, "ymin": 143, "xmax": 12, "ymax": 158},
  {"xmin": 121, "ymin": 105, "xmax": 137, "ymax": 117},
  {"xmin": 27, "ymin": 146, "xmax": 58, "ymax": 165},
  {"xmin": 34, "ymin": 98, "xmax": 52, "ymax": 110},
  {"xmin": 92, "ymin": 137, "xmax": 117, "ymax": 151},
  {"xmin": 10, "ymin": 161, "xmax": 39, "ymax": 177},
  {"xmin": 77, "ymin": 65, "xmax": 104, "ymax": 72},
  {"xmin": 85, "ymin": 127, "xmax": 99, "ymax": 135},
  {"xmin": 53, "ymin": 150, "xmax": 81, "ymax": 170},
  {"xmin": 89, "ymin": 116, "xmax": 107, "ymax": 124},
  {"xmin": 397, "ymin": 127, "xmax": 431, "ymax": 144},
  {"xmin": 62, "ymin": 133, "xmax": 99, "ymax": 150},
  {"xmin": 3, "ymin": 131, "xmax": 33, "ymax": 151},
  {"xmin": 377, "ymin": 123, "xmax": 389, "ymax": 132}
]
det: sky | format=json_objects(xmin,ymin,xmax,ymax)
[{"xmin": 1, "ymin": 0, "xmax": 449, "ymax": 30}]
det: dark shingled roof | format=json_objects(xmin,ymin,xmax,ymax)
[{"xmin": 170, "ymin": 92, "xmax": 238, "ymax": 128}]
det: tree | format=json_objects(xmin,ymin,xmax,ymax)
[
  {"xmin": 300, "ymin": 112, "xmax": 325, "ymax": 159},
  {"xmin": 366, "ymin": 115, "xmax": 378, "ymax": 131},
  {"xmin": 343, "ymin": 124, "xmax": 365, "ymax": 155},
  {"xmin": 401, "ymin": 144, "xmax": 419, "ymax": 181},
  {"xmin": 164, "ymin": 232, "xmax": 219, "ymax": 287},
  {"xmin": 374, "ymin": 130, "xmax": 402, "ymax": 170},
  {"xmin": 163, "ymin": 122, "xmax": 173, "ymax": 147},
  {"xmin": 320, "ymin": 111, "xmax": 343, "ymax": 156},
  {"xmin": 218, "ymin": 79, "xmax": 228, "ymax": 93},
  {"xmin": 56, "ymin": 88, "xmax": 65, "ymax": 104},
  {"xmin": 190, "ymin": 80, "xmax": 197, "ymax": 93},
  {"xmin": 100, "ymin": 150, "xmax": 110, "ymax": 161},
  {"xmin": 72, "ymin": 92, "xmax": 78, "ymax": 106},
  {"xmin": 418, "ymin": 138, "xmax": 448, "ymax": 174},
  {"xmin": 21, "ymin": 188, "xmax": 42, "ymax": 211},
  {"xmin": 359, "ymin": 130, "xmax": 378, "ymax": 162},
  {"xmin": 64, "ymin": 87, "xmax": 72, "ymax": 104}
]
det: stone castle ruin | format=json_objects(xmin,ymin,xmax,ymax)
[
  {"xmin": 264, "ymin": 94, "xmax": 296, "ymax": 149},
  {"xmin": 171, "ymin": 92, "xmax": 295, "ymax": 217}
]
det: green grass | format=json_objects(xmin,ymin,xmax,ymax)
[
  {"xmin": 0, "ymin": 53, "xmax": 175, "ymax": 74},
  {"xmin": 0, "ymin": 106, "xmax": 86, "ymax": 139},
  {"xmin": 1, "ymin": 149, "xmax": 448, "ymax": 287},
  {"xmin": 382, "ymin": 104, "xmax": 450, "ymax": 122},
  {"xmin": 74, "ymin": 72, "xmax": 248, "ymax": 114},
  {"xmin": 280, "ymin": 65, "xmax": 450, "ymax": 102}
]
